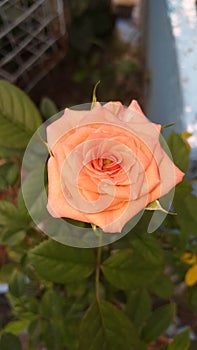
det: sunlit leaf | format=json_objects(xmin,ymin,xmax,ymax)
[{"xmin": 4, "ymin": 320, "xmax": 30, "ymax": 335}]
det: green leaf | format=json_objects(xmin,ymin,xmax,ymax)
[
  {"xmin": 178, "ymin": 194, "xmax": 197, "ymax": 225},
  {"xmin": 79, "ymin": 301, "xmax": 145, "ymax": 350},
  {"xmin": 126, "ymin": 289, "xmax": 151, "ymax": 328},
  {"xmin": 39, "ymin": 289, "xmax": 65, "ymax": 319},
  {"xmin": 167, "ymin": 328, "xmax": 190, "ymax": 350},
  {"xmin": 63, "ymin": 318, "xmax": 80, "ymax": 350},
  {"xmin": 41, "ymin": 319, "xmax": 65, "ymax": 350},
  {"xmin": 167, "ymin": 131, "xmax": 190, "ymax": 172},
  {"xmin": 40, "ymin": 97, "xmax": 58, "ymax": 119},
  {"xmin": 102, "ymin": 247, "xmax": 163, "ymax": 290},
  {"xmin": 9, "ymin": 271, "xmax": 27, "ymax": 297},
  {"xmin": 0, "ymin": 263, "xmax": 16, "ymax": 283},
  {"xmin": 173, "ymin": 183, "xmax": 197, "ymax": 237},
  {"xmin": 28, "ymin": 318, "xmax": 43, "ymax": 350},
  {"xmin": 17, "ymin": 187, "xmax": 31, "ymax": 219},
  {"xmin": 131, "ymin": 233, "xmax": 163, "ymax": 266},
  {"xmin": 66, "ymin": 281, "xmax": 87, "ymax": 298},
  {"xmin": 20, "ymin": 167, "xmax": 48, "ymax": 223},
  {"xmin": 185, "ymin": 288, "xmax": 197, "ymax": 313},
  {"xmin": 149, "ymin": 274, "xmax": 174, "ymax": 298},
  {"xmin": 0, "ymin": 333, "xmax": 22, "ymax": 350},
  {"xmin": 0, "ymin": 200, "xmax": 30, "ymax": 231},
  {"xmin": 172, "ymin": 180, "xmax": 197, "ymax": 239},
  {"xmin": 175, "ymin": 179, "xmax": 192, "ymax": 198},
  {"xmin": 4, "ymin": 320, "xmax": 30, "ymax": 335},
  {"xmin": 181, "ymin": 131, "xmax": 192, "ymax": 139},
  {"xmin": 0, "ymin": 162, "xmax": 18, "ymax": 190},
  {"xmin": 0, "ymin": 80, "xmax": 42, "ymax": 149},
  {"xmin": 0, "ymin": 145, "xmax": 23, "ymax": 158},
  {"xmin": 29, "ymin": 240, "xmax": 95, "ymax": 284},
  {"xmin": 1, "ymin": 230, "xmax": 26, "ymax": 246},
  {"xmin": 0, "ymin": 201, "xmax": 18, "ymax": 227},
  {"xmin": 161, "ymin": 123, "xmax": 175, "ymax": 130},
  {"xmin": 141, "ymin": 303, "xmax": 176, "ymax": 343}
]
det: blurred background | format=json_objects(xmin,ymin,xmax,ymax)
[
  {"xmin": 0, "ymin": 0, "xmax": 196, "ymax": 159},
  {"xmin": 0, "ymin": 0, "xmax": 143, "ymax": 107}
]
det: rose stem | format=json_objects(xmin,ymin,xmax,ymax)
[{"xmin": 91, "ymin": 224, "xmax": 103, "ymax": 303}]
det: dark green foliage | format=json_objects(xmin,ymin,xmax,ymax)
[
  {"xmin": 0, "ymin": 333, "xmax": 22, "ymax": 350},
  {"xmin": 167, "ymin": 328, "xmax": 190, "ymax": 350},
  {"xmin": 29, "ymin": 240, "xmax": 95, "ymax": 284},
  {"xmin": 141, "ymin": 303, "xmax": 176, "ymax": 343},
  {"xmin": 79, "ymin": 301, "xmax": 146, "ymax": 350}
]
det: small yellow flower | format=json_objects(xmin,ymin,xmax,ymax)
[
  {"xmin": 181, "ymin": 252, "xmax": 197, "ymax": 265},
  {"xmin": 181, "ymin": 252, "xmax": 197, "ymax": 287},
  {"xmin": 185, "ymin": 265, "xmax": 197, "ymax": 287}
]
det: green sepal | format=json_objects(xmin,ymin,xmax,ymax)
[
  {"xmin": 91, "ymin": 80, "xmax": 100, "ymax": 109},
  {"xmin": 146, "ymin": 200, "xmax": 177, "ymax": 215}
]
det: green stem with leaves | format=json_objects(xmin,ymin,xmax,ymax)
[{"xmin": 92, "ymin": 224, "xmax": 103, "ymax": 303}]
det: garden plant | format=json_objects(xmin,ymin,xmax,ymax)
[{"xmin": 0, "ymin": 80, "xmax": 197, "ymax": 350}]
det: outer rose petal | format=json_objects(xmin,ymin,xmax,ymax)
[
  {"xmin": 85, "ymin": 195, "xmax": 148, "ymax": 232},
  {"xmin": 129, "ymin": 99, "xmax": 144, "ymax": 115},
  {"xmin": 47, "ymin": 102, "xmax": 102, "ymax": 149},
  {"xmin": 103, "ymin": 101, "xmax": 124, "ymax": 116},
  {"xmin": 129, "ymin": 99, "xmax": 162, "ymax": 133},
  {"xmin": 47, "ymin": 157, "xmax": 86, "ymax": 221}
]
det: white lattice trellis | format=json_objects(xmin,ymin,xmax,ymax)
[{"xmin": 0, "ymin": 0, "xmax": 66, "ymax": 91}]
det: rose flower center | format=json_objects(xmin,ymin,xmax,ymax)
[{"xmin": 102, "ymin": 158, "xmax": 113, "ymax": 170}]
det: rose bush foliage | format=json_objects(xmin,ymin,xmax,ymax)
[{"xmin": 0, "ymin": 81, "xmax": 196, "ymax": 349}]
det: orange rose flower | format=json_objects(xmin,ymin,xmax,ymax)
[{"xmin": 46, "ymin": 100, "xmax": 184, "ymax": 233}]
